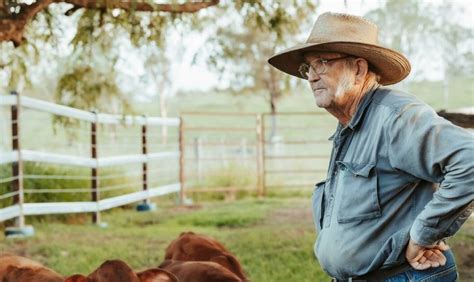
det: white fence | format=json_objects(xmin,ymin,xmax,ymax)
[{"xmin": 0, "ymin": 93, "xmax": 182, "ymax": 225}]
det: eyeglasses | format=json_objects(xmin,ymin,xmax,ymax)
[{"xmin": 298, "ymin": 55, "xmax": 352, "ymax": 79}]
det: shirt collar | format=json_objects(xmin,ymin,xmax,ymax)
[
  {"xmin": 328, "ymin": 124, "xmax": 341, "ymax": 141},
  {"xmin": 327, "ymin": 85, "xmax": 380, "ymax": 140},
  {"xmin": 347, "ymin": 85, "xmax": 379, "ymax": 130}
]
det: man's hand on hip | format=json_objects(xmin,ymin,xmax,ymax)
[{"xmin": 405, "ymin": 239, "xmax": 450, "ymax": 270}]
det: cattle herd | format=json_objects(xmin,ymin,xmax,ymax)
[{"xmin": 0, "ymin": 232, "xmax": 249, "ymax": 282}]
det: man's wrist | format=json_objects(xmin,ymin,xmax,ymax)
[
  {"xmin": 409, "ymin": 223, "xmax": 440, "ymax": 247},
  {"xmin": 409, "ymin": 237, "xmax": 447, "ymax": 249}
]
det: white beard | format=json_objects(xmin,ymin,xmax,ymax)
[{"xmin": 335, "ymin": 70, "xmax": 355, "ymax": 99}]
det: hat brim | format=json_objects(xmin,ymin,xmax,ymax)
[{"xmin": 267, "ymin": 42, "xmax": 411, "ymax": 85}]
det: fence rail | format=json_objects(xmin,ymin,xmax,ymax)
[
  {"xmin": 0, "ymin": 183, "xmax": 180, "ymax": 222},
  {"xmin": 0, "ymin": 150, "xmax": 179, "ymax": 167},
  {"xmin": 0, "ymin": 95, "xmax": 179, "ymax": 126},
  {"xmin": 0, "ymin": 92, "xmax": 183, "ymax": 228}
]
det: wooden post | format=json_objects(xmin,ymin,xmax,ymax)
[
  {"xmin": 178, "ymin": 117, "xmax": 185, "ymax": 204},
  {"xmin": 142, "ymin": 116, "xmax": 149, "ymax": 204},
  {"xmin": 91, "ymin": 112, "xmax": 100, "ymax": 224},
  {"xmin": 256, "ymin": 114, "xmax": 263, "ymax": 196},
  {"xmin": 10, "ymin": 91, "xmax": 25, "ymax": 228},
  {"xmin": 194, "ymin": 137, "xmax": 202, "ymax": 183}
]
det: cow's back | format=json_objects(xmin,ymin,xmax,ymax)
[
  {"xmin": 159, "ymin": 260, "xmax": 242, "ymax": 282},
  {"xmin": 164, "ymin": 232, "xmax": 247, "ymax": 280},
  {"xmin": 0, "ymin": 253, "xmax": 63, "ymax": 282}
]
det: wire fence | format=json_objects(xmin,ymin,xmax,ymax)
[
  {"xmin": 180, "ymin": 112, "xmax": 336, "ymax": 196},
  {"xmin": 1, "ymin": 92, "xmax": 340, "ymax": 230}
]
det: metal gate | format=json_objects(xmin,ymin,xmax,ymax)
[{"xmin": 181, "ymin": 112, "xmax": 337, "ymax": 196}]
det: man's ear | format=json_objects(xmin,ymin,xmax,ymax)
[{"xmin": 354, "ymin": 58, "xmax": 369, "ymax": 85}]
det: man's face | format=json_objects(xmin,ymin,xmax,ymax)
[{"xmin": 303, "ymin": 52, "xmax": 355, "ymax": 109}]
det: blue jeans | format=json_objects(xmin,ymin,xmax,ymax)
[{"xmin": 384, "ymin": 250, "xmax": 458, "ymax": 282}]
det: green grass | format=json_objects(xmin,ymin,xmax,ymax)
[
  {"xmin": 1, "ymin": 195, "xmax": 473, "ymax": 281},
  {"xmin": 0, "ymin": 197, "xmax": 330, "ymax": 281}
]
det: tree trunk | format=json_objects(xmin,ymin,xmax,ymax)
[{"xmin": 266, "ymin": 68, "xmax": 281, "ymax": 141}]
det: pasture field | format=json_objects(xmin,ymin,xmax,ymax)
[
  {"xmin": 0, "ymin": 196, "xmax": 473, "ymax": 281},
  {"xmin": 0, "ymin": 77, "xmax": 472, "ymax": 281}
]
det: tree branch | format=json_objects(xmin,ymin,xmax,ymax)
[
  {"xmin": 1, "ymin": 0, "xmax": 55, "ymax": 46},
  {"xmin": 0, "ymin": 0, "xmax": 219, "ymax": 46},
  {"xmin": 62, "ymin": 0, "xmax": 219, "ymax": 13}
]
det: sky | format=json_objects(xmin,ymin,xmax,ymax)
[{"xmin": 169, "ymin": 0, "xmax": 473, "ymax": 93}]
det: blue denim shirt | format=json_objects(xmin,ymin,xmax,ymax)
[{"xmin": 312, "ymin": 87, "xmax": 474, "ymax": 279}]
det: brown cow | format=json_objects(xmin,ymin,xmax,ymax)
[
  {"xmin": 159, "ymin": 259, "xmax": 243, "ymax": 282},
  {"xmin": 87, "ymin": 260, "xmax": 140, "ymax": 282},
  {"xmin": 164, "ymin": 231, "xmax": 247, "ymax": 280},
  {"xmin": 64, "ymin": 260, "xmax": 177, "ymax": 282},
  {"xmin": 0, "ymin": 253, "xmax": 63, "ymax": 282}
]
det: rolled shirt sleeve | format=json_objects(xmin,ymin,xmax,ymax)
[{"xmin": 388, "ymin": 102, "xmax": 474, "ymax": 246}]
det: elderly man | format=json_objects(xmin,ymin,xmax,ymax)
[{"xmin": 268, "ymin": 12, "xmax": 473, "ymax": 281}]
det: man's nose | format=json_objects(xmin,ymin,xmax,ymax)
[{"xmin": 307, "ymin": 68, "xmax": 320, "ymax": 82}]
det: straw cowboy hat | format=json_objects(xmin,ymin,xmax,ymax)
[{"xmin": 268, "ymin": 12, "xmax": 411, "ymax": 85}]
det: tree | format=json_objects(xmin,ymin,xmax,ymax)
[
  {"xmin": 0, "ymin": 0, "xmax": 219, "ymax": 46},
  {"xmin": 140, "ymin": 41, "xmax": 173, "ymax": 144},
  {"xmin": 196, "ymin": 0, "xmax": 316, "ymax": 139},
  {"xmin": 365, "ymin": 0, "xmax": 473, "ymax": 82},
  {"xmin": 1, "ymin": 0, "xmax": 320, "ymax": 131},
  {"xmin": 1, "ymin": 0, "xmax": 220, "ymax": 115},
  {"xmin": 366, "ymin": 0, "xmax": 473, "ymax": 109}
]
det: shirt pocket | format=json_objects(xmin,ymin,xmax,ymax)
[
  {"xmin": 336, "ymin": 161, "xmax": 381, "ymax": 223},
  {"xmin": 312, "ymin": 180, "xmax": 326, "ymax": 231}
]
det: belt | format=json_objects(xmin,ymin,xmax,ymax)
[{"xmin": 331, "ymin": 263, "xmax": 411, "ymax": 282}]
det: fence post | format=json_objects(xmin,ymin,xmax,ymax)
[
  {"xmin": 91, "ymin": 111, "xmax": 101, "ymax": 224},
  {"xmin": 256, "ymin": 114, "xmax": 264, "ymax": 196},
  {"xmin": 136, "ymin": 116, "xmax": 155, "ymax": 211},
  {"xmin": 178, "ymin": 117, "xmax": 186, "ymax": 204},
  {"xmin": 10, "ymin": 91, "xmax": 25, "ymax": 228},
  {"xmin": 142, "ymin": 116, "xmax": 148, "ymax": 202}
]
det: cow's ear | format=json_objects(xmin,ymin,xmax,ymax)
[
  {"xmin": 136, "ymin": 268, "xmax": 178, "ymax": 282},
  {"xmin": 179, "ymin": 231, "xmax": 195, "ymax": 236},
  {"xmin": 211, "ymin": 254, "xmax": 240, "ymax": 269}
]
